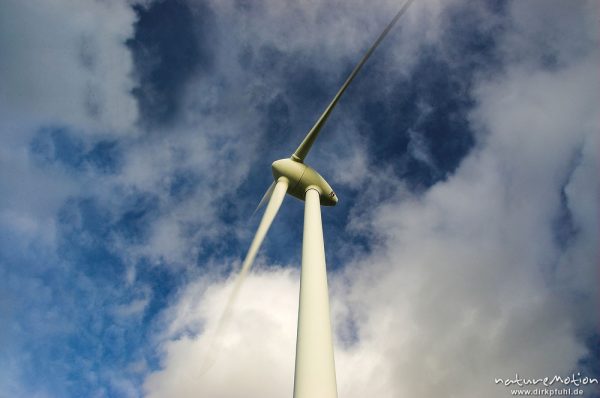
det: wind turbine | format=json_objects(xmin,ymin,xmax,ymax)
[{"xmin": 222, "ymin": 1, "xmax": 415, "ymax": 397}]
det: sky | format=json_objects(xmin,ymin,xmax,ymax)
[{"xmin": 0, "ymin": 0, "xmax": 598, "ymax": 397}]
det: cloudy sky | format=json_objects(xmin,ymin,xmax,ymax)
[{"xmin": 0, "ymin": 0, "xmax": 598, "ymax": 397}]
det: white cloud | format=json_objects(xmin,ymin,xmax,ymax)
[
  {"xmin": 501, "ymin": 0, "xmax": 598, "ymax": 66},
  {"xmin": 0, "ymin": 0, "xmax": 138, "ymax": 133},
  {"xmin": 0, "ymin": 0, "xmax": 140, "ymax": 253},
  {"xmin": 144, "ymin": 267, "xmax": 299, "ymax": 398},
  {"xmin": 0, "ymin": 124, "xmax": 78, "ymax": 247}
]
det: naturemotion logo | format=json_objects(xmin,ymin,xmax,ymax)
[
  {"xmin": 494, "ymin": 373, "xmax": 598, "ymax": 396},
  {"xmin": 495, "ymin": 373, "xmax": 598, "ymax": 388}
]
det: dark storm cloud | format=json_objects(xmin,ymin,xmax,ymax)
[{"xmin": 128, "ymin": 0, "xmax": 215, "ymax": 126}]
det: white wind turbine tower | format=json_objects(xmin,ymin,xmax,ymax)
[{"xmin": 221, "ymin": 1, "xmax": 415, "ymax": 397}]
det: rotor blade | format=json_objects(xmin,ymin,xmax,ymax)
[
  {"xmin": 238, "ymin": 177, "xmax": 288, "ymax": 279},
  {"xmin": 252, "ymin": 181, "xmax": 276, "ymax": 218},
  {"xmin": 291, "ymin": 0, "xmax": 416, "ymax": 163},
  {"xmin": 198, "ymin": 177, "xmax": 289, "ymax": 374}
]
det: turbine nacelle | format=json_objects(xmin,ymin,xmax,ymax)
[{"xmin": 272, "ymin": 158, "xmax": 338, "ymax": 206}]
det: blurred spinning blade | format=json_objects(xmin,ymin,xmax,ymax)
[{"xmin": 199, "ymin": 177, "xmax": 288, "ymax": 372}]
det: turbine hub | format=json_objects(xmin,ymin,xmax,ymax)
[{"xmin": 272, "ymin": 159, "xmax": 338, "ymax": 206}]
